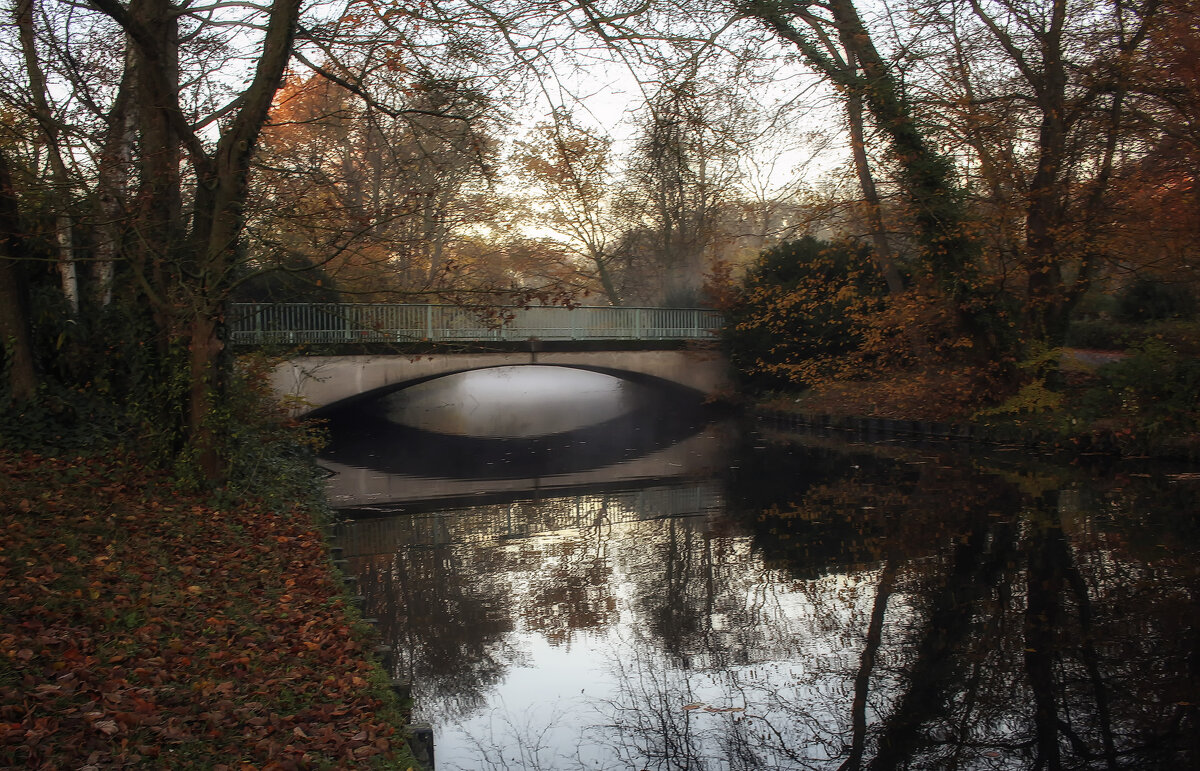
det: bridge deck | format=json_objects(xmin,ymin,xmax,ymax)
[{"xmin": 230, "ymin": 303, "xmax": 722, "ymax": 346}]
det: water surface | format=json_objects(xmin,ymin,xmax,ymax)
[{"xmin": 320, "ymin": 367, "xmax": 1199, "ymax": 770}]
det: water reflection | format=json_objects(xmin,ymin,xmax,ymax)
[
  {"xmin": 319, "ymin": 366, "xmax": 724, "ymax": 508},
  {"xmin": 324, "ymin": 380, "xmax": 1199, "ymax": 769}
]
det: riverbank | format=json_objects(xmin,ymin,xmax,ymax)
[
  {"xmin": 754, "ymin": 397, "xmax": 1200, "ymax": 461},
  {"xmin": 751, "ymin": 344, "xmax": 1200, "ymax": 461},
  {"xmin": 0, "ymin": 450, "xmax": 419, "ymax": 768}
]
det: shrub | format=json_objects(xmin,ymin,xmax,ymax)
[
  {"xmin": 1080, "ymin": 338, "xmax": 1200, "ymax": 439},
  {"xmin": 1065, "ymin": 318, "xmax": 1132, "ymax": 350},
  {"xmin": 1116, "ymin": 278, "xmax": 1197, "ymax": 323},
  {"xmin": 724, "ymin": 236, "xmax": 888, "ymax": 390}
]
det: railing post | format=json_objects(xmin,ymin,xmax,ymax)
[
  {"xmin": 425, "ymin": 304, "xmax": 433, "ymax": 341},
  {"xmin": 634, "ymin": 308, "xmax": 643, "ymax": 340}
]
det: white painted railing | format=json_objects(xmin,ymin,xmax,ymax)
[{"xmin": 229, "ymin": 303, "xmax": 722, "ymax": 345}]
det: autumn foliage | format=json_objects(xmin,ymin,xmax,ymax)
[
  {"xmin": 722, "ymin": 236, "xmax": 1013, "ymax": 418},
  {"xmin": 0, "ymin": 452, "xmax": 412, "ymax": 769}
]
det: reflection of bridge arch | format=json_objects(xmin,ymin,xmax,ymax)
[
  {"xmin": 271, "ymin": 350, "xmax": 731, "ymax": 415},
  {"xmin": 333, "ymin": 481, "xmax": 726, "ymax": 557},
  {"xmin": 322, "ymin": 419, "xmax": 732, "ymax": 509}
]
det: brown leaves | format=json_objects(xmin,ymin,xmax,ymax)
[{"xmin": 1, "ymin": 450, "xmax": 405, "ymax": 768}]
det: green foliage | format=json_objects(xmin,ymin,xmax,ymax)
[
  {"xmin": 1, "ymin": 295, "xmax": 189, "ymax": 462},
  {"xmin": 1079, "ymin": 339, "xmax": 1200, "ymax": 439},
  {"xmin": 188, "ymin": 353, "xmax": 329, "ymax": 512},
  {"xmin": 975, "ymin": 343, "xmax": 1064, "ymax": 418},
  {"xmin": 1065, "ymin": 318, "xmax": 1133, "ymax": 350},
  {"xmin": 723, "ymin": 236, "xmax": 888, "ymax": 390},
  {"xmin": 2, "ymin": 292, "xmax": 325, "ymax": 508}
]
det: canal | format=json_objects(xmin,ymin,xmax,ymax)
[{"xmin": 318, "ymin": 366, "xmax": 1199, "ymax": 770}]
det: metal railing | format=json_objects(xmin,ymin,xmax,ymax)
[{"xmin": 228, "ymin": 303, "xmax": 723, "ymax": 345}]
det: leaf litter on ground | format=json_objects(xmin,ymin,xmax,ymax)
[{"xmin": 0, "ymin": 450, "xmax": 414, "ymax": 769}]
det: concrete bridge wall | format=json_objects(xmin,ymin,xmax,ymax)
[{"xmin": 270, "ymin": 349, "xmax": 731, "ymax": 415}]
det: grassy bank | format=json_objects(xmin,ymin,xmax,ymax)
[{"xmin": 0, "ymin": 450, "xmax": 418, "ymax": 769}]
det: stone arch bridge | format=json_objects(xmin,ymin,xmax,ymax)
[{"xmin": 231, "ymin": 304, "xmax": 730, "ymax": 415}]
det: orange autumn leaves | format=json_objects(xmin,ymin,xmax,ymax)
[{"xmin": 0, "ymin": 451, "xmax": 407, "ymax": 768}]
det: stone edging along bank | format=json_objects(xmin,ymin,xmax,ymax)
[
  {"xmin": 753, "ymin": 409, "xmax": 1053, "ymax": 446},
  {"xmin": 753, "ymin": 408, "xmax": 1200, "ymax": 461}
]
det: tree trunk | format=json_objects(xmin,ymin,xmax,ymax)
[
  {"xmin": 595, "ymin": 255, "xmax": 622, "ymax": 306},
  {"xmin": 16, "ymin": 0, "xmax": 79, "ymax": 314},
  {"xmin": 0, "ymin": 153, "xmax": 37, "ymax": 402},
  {"xmin": 90, "ymin": 0, "xmax": 303, "ymax": 483},
  {"xmin": 95, "ymin": 53, "xmax": 137, "ymax": 309},
  {"xmin": 1021, "ymin": 0, "xmax": 1070, "ymax": 344},
  {"xmin": 187, "ymin": 311, "xmax": 224, "ymax": 479},
  {"xmin": 181, "ymin": 0, "xmax": 302, "ymax": 481},
  {"xmin": 846, "ymin": 86, "xmax": 904, "ymax": 295}
]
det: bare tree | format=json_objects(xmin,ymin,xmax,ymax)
[
  {"xmin": 617, "ymin": 73, "xmax": 754, "ymax": 305},
  {"xmin": 511, "ymin": 113, "xmax": 626, "ymax": 304},
  {"xmin": 898, "ymin": 0, "xmax": 1164, "ymax": 340}
]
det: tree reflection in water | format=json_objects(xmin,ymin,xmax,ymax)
[
  {"xmin": 355, "ymin": 542, "xmax": 520, "ymax": 720},
  {"xmin": 334, "ymin": 431, "xmax": 1199, "ymax": 770}
]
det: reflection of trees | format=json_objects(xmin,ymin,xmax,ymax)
[
  {"xmin": 730, "ymin": 436, "xmax": 1199, "ymax": 768},
  {"xmin": 842, "ymin": 560, "xmax": 895, "ymax": 771},
  {"xmin": 516, "ymin": 507, "xmax": 617, "ymax": 643},
  {"xmin": 588, "ymin": 641, "xmax": 788, "ymax": 771},
  {"xmin": 626, "ymin": 512, "xmax": 821, "ymax": 673},
  {"xmin": 343, "ymin": 437, "xmax": 1198, "ymax": 768},
  {"xmin": 355, "ymin": 544, "xmax": 516, "ymax": 719},
  {"xmin": 1007, "ymin": 492, "xmax": 1199, "ymax": 770}
]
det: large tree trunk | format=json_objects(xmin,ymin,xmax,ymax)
[
  {"xmin": 128, "ymin": 0, "xmax": 181, "ymax": 320},
  {"xmin": 91, "ymin": 0, "xmax": 303, "ymax": 482},
  {"xmin": 181, "ymin": 0, "xmax": 302, "ymax": 480},
  {"xmin": 187, "ymin": 311, "xmax": 225, "ymax": 479},
  {"xmin": 0, "ymin": 154, "xmax": 37, "ymax": 402},
  {"xmin": 95, "ymin": 55, "xmax": 137, "ymax": 309},
  {"xmin": 846, "ymin": 86, "xmax": 904, "ymax": 296}
]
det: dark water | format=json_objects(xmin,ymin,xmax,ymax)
[{"xmin": 320, "ymin": 367, "xmax": 1200, "ymax": 770}]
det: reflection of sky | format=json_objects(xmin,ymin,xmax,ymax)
[
  {"xmin": 382, "ymin": 366, "xmax": 640, "ymax": 438},
  {"xmin": 337, "ymin": 426, "xmax": 1200, "ymax": 770},
  {"xmin": 404, "ymin": 514, "xmax": 895, "ymax": 771}
]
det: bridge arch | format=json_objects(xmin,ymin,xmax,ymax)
[{"xmin": 269, "ymin": 350, "xmax": 731, "ymax": 416}]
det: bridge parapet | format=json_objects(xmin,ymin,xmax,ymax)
[{"xmin": 230, "ymin": 303, "xmax": 722, "ymax": 346}]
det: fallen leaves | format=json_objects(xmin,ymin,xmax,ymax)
[{"xmin": 0, "ymin": 451, "xmax": 407, "ymax": 768}]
